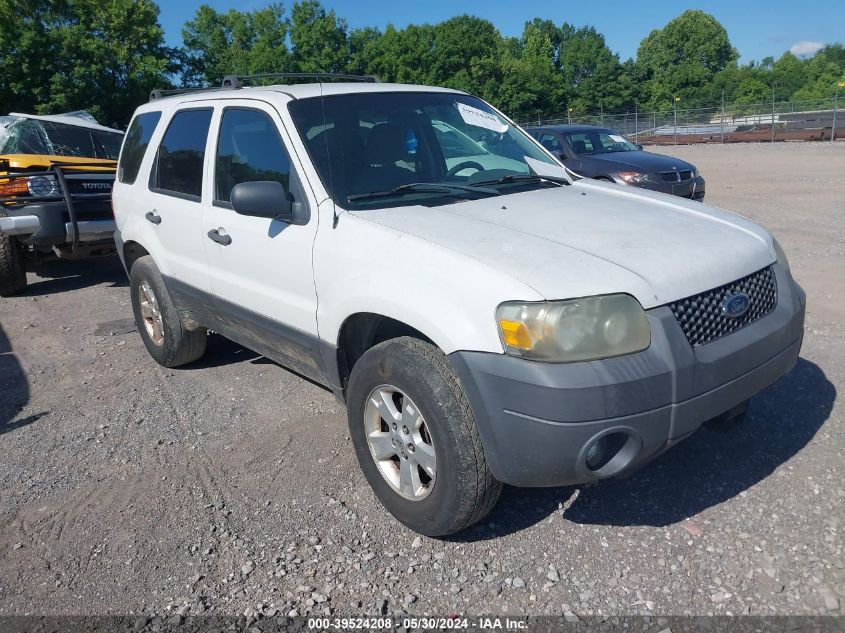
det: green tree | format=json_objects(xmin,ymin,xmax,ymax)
[
  {"xmin": 289, "ymin": 0, "xmax": 348, "ymax": 73},
  {"xmin": 790, "ymin": 45, "xmax": 845, "ymax": 100},
  {"xmin": 0, "ymin": 0, "xmax": 175, "ymax": 127},
  {"xmin": 635, "ymin": 10, "xmax": 738, "ymax": 109},
  {"xmin": 558, "ymin": 23, "xmax": 628, "ymax": 112},
  {"xmin": 733, "ymin": 77, "xmax": 769, "ymax": 105},
  {"xmin": 478, "ymin": 27, "xmax": 565, "ymax": 120},
  {"xmin": 346, "ymin": 26, "xmax": 381, "ymax": 76},
  {"xmin": 181, "ymin": 4, "xmax": 290, "ymax": 87},
  {"xmin": 430, "ymin": 15, "xmax": 501, "ymax": 93},
  {"xmin": 771, "ymin": 52, "xmax": 805, "ymax": 98},
  {"xmin": 356, "ymin": 24, "xmax": 437, "ymax": 85}
]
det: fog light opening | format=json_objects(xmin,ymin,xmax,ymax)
[{"xmin": 585, "ymin": 432, "xmax": 630, "ymax": 472}]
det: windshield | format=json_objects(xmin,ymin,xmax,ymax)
[
  {"xmin": 0, "ymin": 118, "xmax": 123, "ymax": 159},
  {"xmin": 288, "ymin": 92, "xmax": 559, "ymax": 208},
  {"xmin": 564, "ymin": 129, "xmax": 639, "ymax": 156}
]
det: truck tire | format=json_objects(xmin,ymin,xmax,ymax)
[
  {"xmin": 347, "ymin": 336, "xmax": 502, "ymax": 536},
  {"xmin": 0, "ymin": 210, "xmax": 27, "ymax": 297},
  {"xmin": 129, "ymin": 255, "xmax": 207, "ymax": 367}
]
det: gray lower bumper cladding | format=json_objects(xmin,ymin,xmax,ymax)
[{"xmin": 448, "ymin": 264, "xmax": 805, "ymax": 487}]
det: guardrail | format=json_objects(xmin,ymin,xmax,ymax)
[{"xmin": 526, "ymin": 97, "xmax": 844, "ymax": 144}]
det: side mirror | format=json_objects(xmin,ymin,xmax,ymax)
[
  {"xmin": 230, "ymin": 181, "xmax": 308, "ymax": 225},
  {"xmin": 635, "ymin": 143, "xmax": 644, "ymax": 151},
  {"xmin": 557, "ymin": 151, "xmax": 569, "ymax": 161}
]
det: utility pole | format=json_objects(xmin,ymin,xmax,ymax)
[
  {"xmin": 720, "ymin": 90, "xmax": 725, "ymax": 144},
  {"xmin": 771, "ymin": 84, "xmax": 776, "ymax": 143},
  {"xmin": 634, "ymin": 102, "xmax": 638, "ymax": 140},
  {"xmin": 600, "ymin": 100, "xmax": 604, "ymax": 125},
  {"xmin": 832, "ymin": 81, "xmax": 844, "ymax": 142},
  {"xmin": 567, "ymin": 107, "xmax": 572, "ymax": 125},
  {"xmin": 673, "ymin": 96, "xmax": 679, "ymax": 145}
]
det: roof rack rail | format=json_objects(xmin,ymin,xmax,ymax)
[
  {"xmin": 149, "ymin": 86, "xmax": 231, "ymax": 102},
  {"xmin": 221, "ymin": 73, "xmax": 379, "ymax": 88},
  {"xmin": 149, "ymin": 72, "xmax": 379, "ymax": 102}
]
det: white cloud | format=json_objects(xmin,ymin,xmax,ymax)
[{"xmin": 789, "ymin": 41, "xmax": 825, "ymax": 58}]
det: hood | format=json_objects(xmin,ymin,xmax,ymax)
[
  {"xmin": 348, "ymin": 180, "xmax": 775, "ymax": 309},
  {"xmin": 0, "ymin": 154, "xmax": 116, "ymax": 172},
  {"xmin": 579, "ymin": 150, "xmax": 695, "ymax": 174}
]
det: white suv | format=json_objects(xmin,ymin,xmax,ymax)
[{"xmin": 113, "ymin": 75, "xmax": 805, "ymax": 536}]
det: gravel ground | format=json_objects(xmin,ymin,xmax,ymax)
[{"xmin": 0, "ymin": 142, "xmax": 843, "ymax": 619}]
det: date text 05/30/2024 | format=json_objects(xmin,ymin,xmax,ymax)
[{"xmin": 307, "ymin": 617, "xmax": 528, "ymax": 630}]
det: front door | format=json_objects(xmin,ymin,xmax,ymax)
[{"xmin": 201, "ymin": 101, "xmax": 323, "ymax": 381}]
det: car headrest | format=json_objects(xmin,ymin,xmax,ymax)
[{"xmin": 571, "ymin": 139, "xmax": 587, "ymax": 154}]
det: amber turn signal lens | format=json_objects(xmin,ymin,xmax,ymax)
[
  {"xmin": 0, "ymin": 178, "xmax": 28, "ymax": 197},
  {"xmin": 498, "ymin": 319, "xmax": 533, "ymax": 350}
]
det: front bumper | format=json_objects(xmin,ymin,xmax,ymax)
[
  {"xmin": 0, "ymin": 202, "xmax": 115, "ymax": 246},
  {"xmin": 448, "ymin": 264, "xmax": 805, "ymax": 487},
  {"xmin": 626, "ymin": 175, "xmax": 706, "ymax": 200}
]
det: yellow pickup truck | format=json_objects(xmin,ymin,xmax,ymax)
[{"xmin": 0, "ymin": 111, "xmax": 123, "ymax": 295}]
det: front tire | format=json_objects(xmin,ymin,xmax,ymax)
[
  {"xmin": 347, "ymin": 337, "xmax": 502, "ymax": 536},
  {"xmin": 129, "ymin": 256, "xmax": 207, "ymax": 367},
  {"xmin": 0, "ymin": 211, "xmax": 27, "ymax": 297}
]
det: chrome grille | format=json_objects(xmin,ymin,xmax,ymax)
[{"xmin": 668, "ymin": 267, "xmax": 777, "ymax": 347}]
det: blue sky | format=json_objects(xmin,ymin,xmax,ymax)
[{"xmin": 159, "ymin": 0, "xmax": 844, "ymax": 64}]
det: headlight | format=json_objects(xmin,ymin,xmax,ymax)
[
  {"xmin": 773, "ymin": 237, "xmax": 790, "ymax": 273},
  {"xmin": 617, "ymin": 171, "xmax": 654, "ymax": 185},
  {"xmin": 496, "ymin": 294, "xmax": 651, "ymax": 363},
  {"xmin": 27, "ymin": 175, "xmax": 59, "ymax": 198},
  {"xmin": 692, "ymin": 167, "xmax": 699, "ymax": 178}
]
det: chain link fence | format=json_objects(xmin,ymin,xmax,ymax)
[{"xmin": 526, "ymin": 97, "xmax": 844, "ymax": 144}]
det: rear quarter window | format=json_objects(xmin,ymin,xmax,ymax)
[{"xmin": 118, "ymin": 111, "xmax": 162, "ymax": 184}]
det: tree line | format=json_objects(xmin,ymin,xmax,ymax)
[{"xmin": 1, "ymin": 0, "xmax": 843, "ymax": 129}]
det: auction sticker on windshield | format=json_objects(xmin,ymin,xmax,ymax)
[
  {"xmin": 609, "ymin": 134, "xmax": 627, "ymax": 143},
  {"xmin": 456, "ymin": 102, "xmax": 508, "ymax": 133}
]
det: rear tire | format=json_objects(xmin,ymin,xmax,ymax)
[
  {"xmin": 0, "ymin": 210, "xmax": 27, "ymax": 297},
  {"xmin": 129, "ymin": 256, "xmax": 207, "ymax": 367},
  {"xmin": 347, "ymin": 336, "xmax": 502, "ymax": 536}
]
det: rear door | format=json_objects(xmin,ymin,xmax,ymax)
[{"xmin": 145, "ymin": 105, "xmax": 214, "ymax": 293}]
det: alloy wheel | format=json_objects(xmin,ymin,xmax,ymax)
[{"xmin": 364, "ymin": 384, "xmax": 436, "ymax": 500}]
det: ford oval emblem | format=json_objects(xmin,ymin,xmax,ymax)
[{"xmin": 723, "ymin": 292, "xmax": 750, "ymax": 318}]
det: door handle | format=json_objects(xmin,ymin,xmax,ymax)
[
  {"xmin": 207, "ymin": 228, "xmax": 232, "ymax": 246},
  {"xmin": 145, "ymin": 211, "xmax": 162, "ymax": 225}
]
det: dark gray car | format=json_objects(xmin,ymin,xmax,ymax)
[{"xmin": 526, "ymin": 124, "xmax": 705, "ymax": 201}]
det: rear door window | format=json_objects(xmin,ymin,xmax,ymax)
[
  {"xmin": 214, "ymin": 108, "xmax": 291, "ymax": 204},
  {"xmin": 118, "ymin": 111, "xmax": 161, "ymax": 184},
  {"xmin": 150, "ymin": 109, "xmax": 213, "ymax": 200}
]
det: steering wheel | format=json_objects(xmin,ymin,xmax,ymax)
[{"xmin": 446, "ymin": 161, "xmax": 485, "ymax": 178}]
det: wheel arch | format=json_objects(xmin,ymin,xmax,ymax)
[
  {"xmin": 122, "ymin": 240, "xmax": 150, "ymax": 274},
  {"xmin": 334, "ymin": 312, "xmax": 437, "ymax": 396}
]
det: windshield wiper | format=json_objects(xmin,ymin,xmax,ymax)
[
  {"xmin": 347, "ymin": 182, "xmax": 500, "ymax": 202},
  {"xmin": 470, "ymin": 173, "xmax": 570, "ymax": 187}
]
